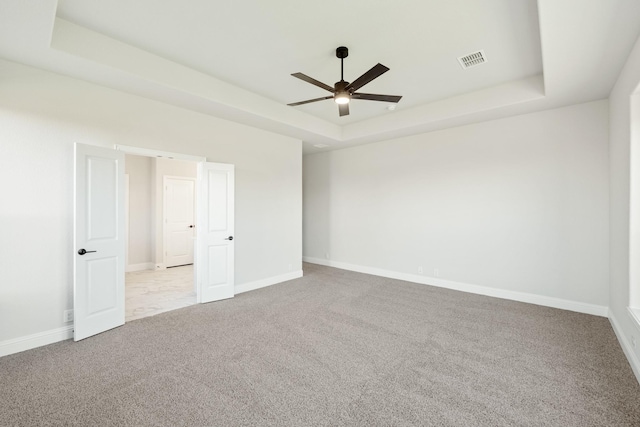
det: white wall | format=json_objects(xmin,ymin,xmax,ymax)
[
  {"xmin": 125, "ymin": 154, "xmax": 154, "ymax": 267},
  {"xmin": 609, "ymin": 33, "xmax": 640, "ymax": 380},
  {"xmin": 0, "ymin": 59, "xmax": 302, "ymax": 344},
  {"xmin": 304, "ymin": 100, "xmax": 609, "ymax": 311}
]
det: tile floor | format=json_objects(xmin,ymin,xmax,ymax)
[{"xmin": 125, "ymin": 265, "xmax": 196, "ymax": 322}]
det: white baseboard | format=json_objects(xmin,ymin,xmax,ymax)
[
  {"xmin": 126, "ymin": 262, "xmax": 154, "ymax": 272},
  {"xmin": 303, "ymin": 257, "xmax": 608, "ymax": 317},
  {"xmin": 235, "ymin": 270, "xmax": 303, "ymax": 295},
  {"xmin": 609, "ymin": 311, "xmax": 640, "ymax": 385},
  {"xmin": 1, "ymin": 271, "xmax": 304, "ymax": 358},
  {"xmin": 0, "ymin": 326, "xmax": 73, "ymax": 358}
]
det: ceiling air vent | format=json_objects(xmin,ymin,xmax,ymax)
[{"xmin": 457, "ymin": 50, "xmax": 486, "ymax": 69}]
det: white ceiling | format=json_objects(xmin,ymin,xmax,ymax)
[
  {"xmin": 1, "ymin": 1, "xmax": 639, "ymax": 153},
  {"xmin": 56, "ymin": 0, "xmax": 543, "ymax": 126}
]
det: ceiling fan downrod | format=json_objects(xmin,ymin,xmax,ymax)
[{"xmin": 336, "ymin": 46, "xmax": 348, "ymax": 82}]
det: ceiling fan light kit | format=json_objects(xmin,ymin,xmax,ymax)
[
  {"xmin": 335, "ymin": 93, "xmax": 350, "ymax": 104},
  {"xmin": 288, "ymin": 46, "xmax": 402, "ymax": 117}
]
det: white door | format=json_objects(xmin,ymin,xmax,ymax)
[
  {"xmin": 164, "ymin": 177, "xmax": 196, "ymax": 267},
  {"xmin": 197, "ymin": 162, "xmax": 234, "ymax": 303},
  {"xmin": 74, "ymin": 143, "xmax": 125, "ymax": 341}
]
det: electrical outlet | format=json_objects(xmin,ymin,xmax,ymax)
[
  {"xmin": 434, "ymin": 268, "xmax": 440, "ymax": 277},
  {"xmin": 288, "ymin": 263, "xmax": 292, "ymax": 271},
  {"xmin": 632, "ymin": 336, "xmax": 637, "ymax": 349},
  {"xmin": 325, "ymin": 253, "xmax": 329, "ymax": 259},
  {"xmin": 417, "ymin": 266, "xmax": 423, "ymax": 274},
  {"xmin": 63, "ymin": 309, "xmax": 74, "ymax": 323}
]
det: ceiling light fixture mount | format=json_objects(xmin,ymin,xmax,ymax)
[{"xmin": 287, "ymin": 46, "xmax": 402, "ymax": 117}]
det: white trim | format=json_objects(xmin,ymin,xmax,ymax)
[
  {"xmin": 126, "ymin": 262, "xmax": 154, "ymax": 272},
  {"xmin": 125, "ymin": 173, "xmax": 130, "ymax": 268},
  {"xmin": 235, "ymin": 270, "xmax": 303, "ymax": 294},
  {"xmin": 610, "ymin": 311, "xmax": 640, "ymax": 385},
  {"xmin": 628, "ymin": 93, "xmax": 640, "ymax": 310},
  {"xmin": 303, "ymin": 257, "xmax": 608, "ymax": 317},
  {"xmin": 114, "ymin": 144, "xmax": 206, "ymax": 162},
  {"xmin": 629, "ymin": 306, "xmax": 640, "ymax": 327},
  {"xmin": 0, "ymin": 326, "xmax": 73, "ymax": 358}
]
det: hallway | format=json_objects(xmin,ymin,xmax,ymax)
[{"xmin": 125, "ymin": 265, "xmax": 196, "ymax": 322}]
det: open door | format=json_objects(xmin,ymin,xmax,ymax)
[
  {"xmin": 74, "ymin": 143, "xmax": 125, "ymax": 341},
  {"xmin": 197, "ymin": 162, "xmax": 235, "ymax": 303}
]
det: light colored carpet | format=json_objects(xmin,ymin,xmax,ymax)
[{"xmin": 1, "ymin": 263, "xmax": 639, "ymax": 426}]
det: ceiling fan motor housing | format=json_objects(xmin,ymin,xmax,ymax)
[{"xmin": 334, "ymin": 80, "xmax": 350, "ymax": 92}]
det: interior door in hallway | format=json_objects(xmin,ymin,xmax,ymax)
[{"xmin": 164, "ymin": 177, "xmax": 196, "ymax": 267}]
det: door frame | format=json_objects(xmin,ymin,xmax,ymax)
[
  {"xmin": 163, "ymin": 175, "xmax": 197, "ymax": 268},
  {"xmin": 115, "ymin": 145, "xmax": 206, "ymax": 163},
  {"xmin": 124, "ymin": 173, "xmax": 130, "ymax": 269},
  {"xmin": 113, "ymin": 144, "xmax": 207, "ymax": 270},
  {"xmin": 114, "ymin": 144, "xmax": 207, "ymax": 299}
]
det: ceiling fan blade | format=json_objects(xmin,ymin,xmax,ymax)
[
  {"xmin": 288, "ymin": 96, "xmax": 334, "ymax": 106},
  {"xmin": 291, "ymin": 73, "xmax": 335, "ymax": 93},
  {"xmin": 352, "ymin": 93, "xmax": 402, "ymax": 103},
  {"xmin": 345, "ymin": 63, "xmax": 390, "ymax": 92},
  {"xmin": 338, "ymin": 103, "xmax": 349, "ymax": 117}
]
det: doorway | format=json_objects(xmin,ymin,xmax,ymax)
[
  {"xmin": 74, "ymin": 142, "xmax": 236, "ymax": 341},
  {"xmin": 124, "ymin": 154, "xmax": 198, "ymax": 321}
]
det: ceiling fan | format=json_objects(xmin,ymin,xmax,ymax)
[{"xmin": 288, "ymin": 46, "xmax": 402, "ymax": 117}]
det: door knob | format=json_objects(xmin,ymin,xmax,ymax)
[
  {"xmin": 224, "ymin": 236, "xmax": 233, "ymax": 241},
  {"xmin": 78, "ymin": 249, "xmax": 97, "ymax": 255}
]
